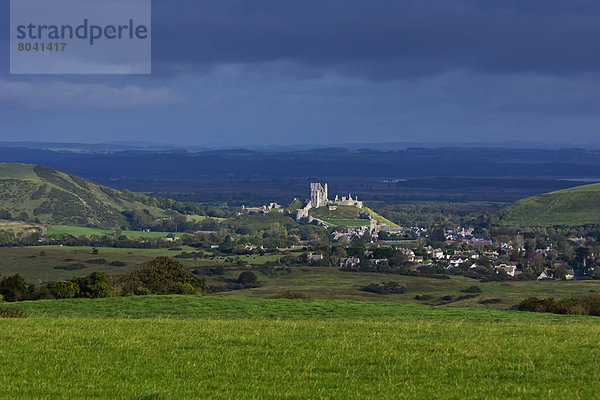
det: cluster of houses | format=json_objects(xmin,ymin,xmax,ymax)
[
  {"xmin": 239, "ymin": 203, "xmax": 283, "ymax": 215},
  {"xmin": 328, "ymin": 225, "xmax": 593, "ymax": 280}
]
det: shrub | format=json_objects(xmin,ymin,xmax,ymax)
[
  {"xmin": 462, "ymin": 286, "xmax": 482, "ymax": 294},
  {"xmin": 175, "ymin": 251, "xmax": 203, "ymax": 259},
  {"xmin": 518, "ymin": 295, "xmax": 600, "ymax": 316},
  {"xmin": 172, "ymin": 283, "xmax": 196, "ymax": 295},
  {"xmin": 48, "ymin": 281, "xmax": 79, "ymax": 299},
  {"xmin": 210, "ymin": 266, "xmax": 226, "ymax": 275},
  {"xmin": 110, "ymin": 261, "xmax": 127, "ymax": 267},
  {"xmin": 0, "ymin": 274, "xmax": 29, "ymax": 302},
  {"xmin": 479, "ymin": 298, "xmax": 502, "ymax": 304},
  {"xmin": 86, "ymin": 258, "xmax": 108, "ymax": 265},
  {"xmin": 455, "ymin": 294, "xmax": 479, "ymax": 301},
  {"xmin": 118, "ymin": 257, "xmax": 208, "ymax": 296},
  {"xmin": 275, "ymin": 290, "xmax": 309, "ymax": 299},
  {"xmin": 414, "ymin": 294, "xmax": 434, "ymax": 301},
  {"xmin": 586, "ymin": 293, "xmax": 600, "ymax": 315},
  {"xmin": 73, "ymin": 272, "xmax": 112, "ymax": 298},
  {"xmin": 237, "ymin": 271, "xmax": 258, "ymax": 284},
  {"xmin": 54, "ymin": 263, "xmax": 86, "ymax": 271},
  {"xmin": 518, "ymin": 297, "xmax": 545, "ymax": 312},
  {"xmin": 362, "ymin": 281, "xmax": 406, "ymax": 295}
]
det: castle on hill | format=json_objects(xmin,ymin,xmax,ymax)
[{"xmin": 296, "ymin": 182, "xmax": 363, "ymax": 221}]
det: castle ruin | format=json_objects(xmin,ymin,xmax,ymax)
[
  {"xmin": 295, "ymin": 182, "xmax": 363, "ymax": 221},
  {"xmin": 310, "ymin": 183, "xmax": 328, "ymax": 207}
]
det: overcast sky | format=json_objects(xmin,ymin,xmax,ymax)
[{"xmin": 1, "ymin": 0, "xmax": 599, "ymax": 146}]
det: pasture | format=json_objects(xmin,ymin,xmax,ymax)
[
  {"xmin": 0, "ymin": 245, "xmax": 301, "ymax": 282},
  {"xmin": 0, "ymin": 245, "xmax": 199, "ymax": 281},
  {"xmin": 45, "ymin": 225, "xmax": 183, "ymax": 238},
  {"xmin": 1, "ymin": 296, "xmax": 600, "ymax": 399},
  {"xmin": 2, "ymin": 246, "xmax": 600, "ymax": 311},
  {"xmin": 319, "ymin": 218, "xmax": 370, "ymax": 227},
  {"xmin": 217, "ymin": 267, "xmax": 600, "ymax": 310}
]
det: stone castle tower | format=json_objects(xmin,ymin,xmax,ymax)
[{"xmin": 310, "ymin": 183, "xmax": 328, "ymax": 207}]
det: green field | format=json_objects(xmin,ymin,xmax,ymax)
[
  {"xmin": 217, "ymin": 267, "xmax": 600, "ymax": 310},
  {"xmin": 309, "ymin": 204, "xmax": 400, "ymax": 228},
  {"xmin": 501, "ymin": 182, "xmax": 600, "ymax": 226},
  {"xmin": 319, "ymin": 218, "xmax": 370, "ymax": 227},
  {"xmin": 0, "ymin": 162, "xmax": 41, "ymax": 180},
  {"xmin": 0, "ymin": 246, "xmax": 303, "ymax": 282},
  {"xmin": 0, "ymin": 246, "xmax": 199, "ymax": 281},
  {"xmin": 3, "ymin": 246, "xmax": 600, "ymax": 310},
  {"xmin": 186, "ymin": 214, "xmax": 226, "ymax": 223},
  {"xmin": 363, "ymin": 206, "xmax": 400, "ymax": 228},
  {"xmin": 2, "ymin": 296, "xmax": 600, "ymax": 399},
  {"xmin": 46, "ymin": 225, "xmax": 183, "ymax": 238}
]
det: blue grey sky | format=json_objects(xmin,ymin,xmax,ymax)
[{"xmin": 1, "ymin": 0, "xmax": 600, "ymax": 146}]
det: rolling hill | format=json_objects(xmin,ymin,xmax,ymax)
[
  {"xmin": 0, "ymin": 163, "xmax": 178, "ymax": 228},
  {"xmin": 309, "ymin": 204, "xmax": 400, "ymax": 228},
  {"xmin": 500, "ymin": 183, "xmax": 600, "ymax": 226}
]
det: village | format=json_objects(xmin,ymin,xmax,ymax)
[{"xmin": 234, "ymin": 183, "xmax": 598, "ymax": 281}]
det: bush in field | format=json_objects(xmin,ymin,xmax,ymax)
[
  {"xmin": 461, "ymin": 286, "xmax": 482, "ymax": 294},
  {"xmin": 48, "ymin": 281, "xmax": 79, "ymax": 299},
  {"xmin": 275, "ymin": 290, "xmax": 310, "ymax": 299},
  {"xmin": 210, "ymin": 266, "xmax": 226, "ymax": 275},
  {"xmin": 587, "ymin": 293, "xmax": 600, "ymax": 315},
  {"xmin": 479, "ymin": 298, "xmax": 502, "ymax": 304},
  {"xmin": 414, "ymin": 294, "xmax": 434, "ymax": 301},
  {"xmin": 237, "ymin": 271, "xmax": 258, "ymax": 285},
  {"xmin": 518, "ymin": 294, "xmax": 600, "ymax": 316},
  {"xmin": 172, "ymin": 283, "xmax": 196, "ymax": 295},
  {"xmin": 0, "ymin": 274, "xmax": 29, "ymax": 302},
  {"xmin": 110, "ymin": 261, "xmax": 127, "ymax": 267},
  {"xmin": 362, "ymin": 281, "xmax": 406, "ymax": 295},
  {"xmin": 119, "ymin": 257, "xmax": 208, "ymax": 296},
  {"xmin": 54, "ymin": 263, "xmax": 86, "ymax": 271},
  {"xmin": 86, "ymin": 258, "xmax": 107, "ymax": 265},
  {"xmin": 73, "ymin": 272, "xmax": 112, "ymax": 299}
]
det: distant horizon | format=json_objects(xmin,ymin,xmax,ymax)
[{"xmin": 2, "ymin": 139, "xmax": 600, "ymax": 152}]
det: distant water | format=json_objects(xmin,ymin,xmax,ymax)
[
  {"xmin": 560, "ymin": 178, "xmax": 600, "ymax": 183},
  {"xmin": 380, "ymin": 179, "xmax": 408, "ymax": 183}
]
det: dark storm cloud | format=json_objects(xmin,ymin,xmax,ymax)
[{"xmin": 151, "ymin": 0, "xmax": 600, "ymax": 79}]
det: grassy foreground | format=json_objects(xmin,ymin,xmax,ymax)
[{"xmin": 1, "ymin": 296, "xmax": 600, "ymax": 399}]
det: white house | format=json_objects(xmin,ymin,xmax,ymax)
[
  {"xmin": 495, "ymin": 262, "xmax": 518, "ymax": 277},
  {"xmin": 340, "ymin": 257, "xmax": 360, "ymax": 268}
]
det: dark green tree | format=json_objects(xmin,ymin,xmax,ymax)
[
  {"xmin": 48, "ymin": 281, "xmax": 79, "ymax": 299},
  {"xmin": 0, "ymin": 274, "xmax": 29, "ymax": 302},
  {"xmin": 74, "ymin": 272, "xmax": 112, "ymax": 298}
]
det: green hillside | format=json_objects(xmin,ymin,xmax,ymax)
[
  {"xmin": 500, "ymin": 183, "xmax": 600, "ymax": 226},
  {"xmin": 0, "ymin": 163, "xmax": 175, "ymax": 228},
  {"xmin": 309, "ymin": 204, "xmax": 400, "ymax": 228}
]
